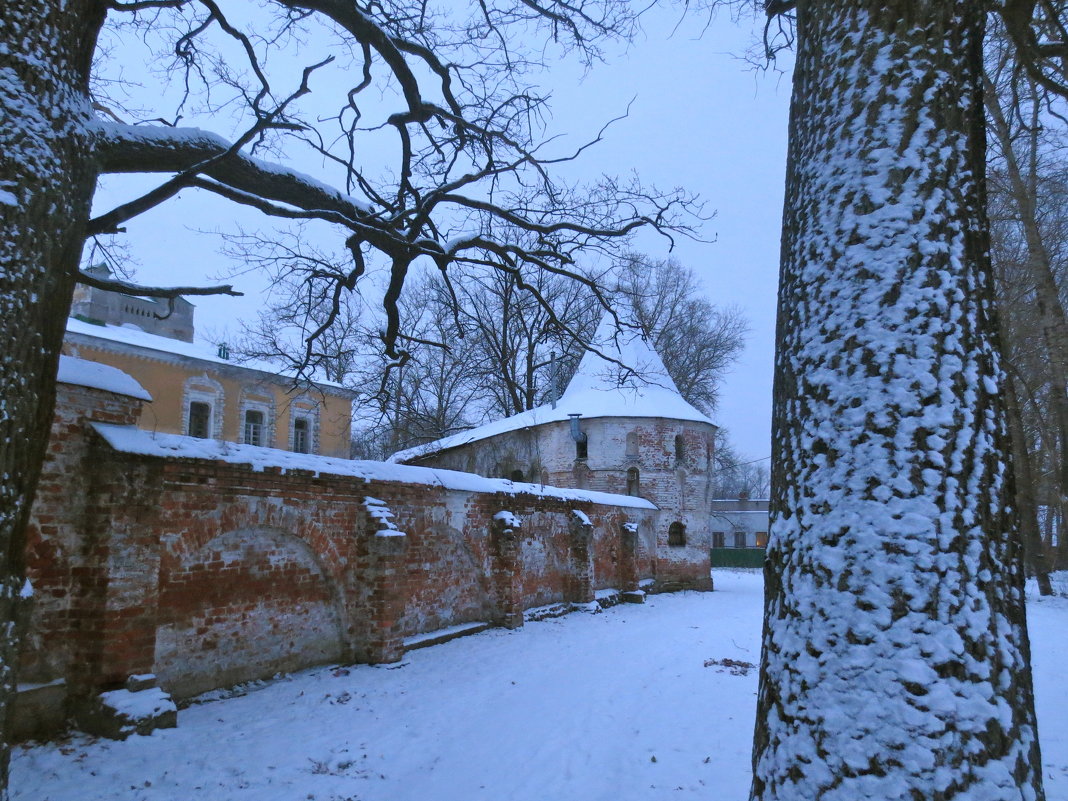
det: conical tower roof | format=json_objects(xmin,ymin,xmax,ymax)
[
  {"xmin": 388, "ymin": 310, "xmax": 714, "ymax": 464},
  {"xmin": 563, "ymin": 312, "xmax": 680, "ymax": 396},
  {"xmin": 555, "ymin": 311, "xmax": 711, "ymax": 422}
]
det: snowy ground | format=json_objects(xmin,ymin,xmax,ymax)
[{"xmin": 13, "ymin": 570, "xmax": 1068, "ymax": 801}]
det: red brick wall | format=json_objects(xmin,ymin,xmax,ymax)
[
  {"xmin": 22, "ymin": 380, "xmax": 705, "ymax": 722},
  {"xmin": 155, "ymin": 528, "xmax": 344, "ymax": 697},
  {"xmin": 20, "ymin": 383, "xmax": 142, "ymax": 688}
]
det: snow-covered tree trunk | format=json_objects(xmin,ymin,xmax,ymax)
[
  {"xmin": 753, "ymin": 3, "xmax": 1045, "ymax": 800},
  {"xmin": 0, "ymin": 2, "xmax": 104, "ymax": 787}
]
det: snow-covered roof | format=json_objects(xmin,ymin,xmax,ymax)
[
  {"xmin": 65, "ymin": 317, "xmax": 351, "ymax": 394},
  {"xmin": 389, "ymin": 313, "xmax": 714, "ymax": 464},
  {"xmin": 56, "ymin": 355, "xmax": 152, "ymax": 401},
  {"xmin": 91, "ymin": 423, "xmax": 657, "ymax": 510}
]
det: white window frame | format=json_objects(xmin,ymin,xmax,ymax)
[
  {"xmin": 187, "ymin": 398, "xmax": 213, "ymax": 439},
  {"xmin": 289, "ymin": 402, "xmax": 319, "ymax": 454},
  {"xmin": 243, "ymin": 409, "xmax": 266, "ymax": 446},
  {"xmin": 238, "ymin": 392, "xmax": 275, "ymax": 448},
  {"xmin": 182, "ymin": 376, "xmax": 225, "ymax": 441}
]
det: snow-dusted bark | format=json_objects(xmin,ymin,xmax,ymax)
[
  {"xmin": 753, "ymin": 3, "xmax": 1044, "ymax": 800},
  {"xmin": 0, "ymin": 1, "xmax": 105, "ymax": 790}
]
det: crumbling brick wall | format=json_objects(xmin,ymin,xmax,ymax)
[
  {"xmin": 20, "ymin": 377, "xmax": 702, "ymax": 737},
  {"xmin": 20, "ymin": 383, "xmax": 142, "ymax": 688}
]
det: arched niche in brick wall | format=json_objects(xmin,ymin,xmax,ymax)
[
  {"xmin": 399, "ymin": 523, "xmax": 492, "ymax": 638},
  {"xmin": 154, "ymin": 527, "xmax": 346, "ymax": 698}
]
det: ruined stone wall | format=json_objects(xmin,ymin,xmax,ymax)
[
  {"xmin": 407, "ymin": 415, "xmax": 716, "ymax": 589},
  {"xmin": 20, "ymin": 381, "xmax": 689, "ymax": 738}
]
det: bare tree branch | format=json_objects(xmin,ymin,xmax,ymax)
[{"xmin": 76, "ymin": 270, "xmax": 242, "ymax": 298}]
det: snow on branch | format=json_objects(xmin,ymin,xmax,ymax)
[{"xmin": 92, "ymin": 123, "xmax": 374, "ymax": 225}]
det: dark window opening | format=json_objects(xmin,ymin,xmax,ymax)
[
  {"xmin": 712, "ymin": 531, "xmax": 725, "ymax": 548},
  {"xmin": 575, "ymin": 438, "xmax": 588, "ymax": 460},
  {"xmin": 510, "ymin": 469, "xmax": 525, "ymax": 482},
  {"xmin": 293, "ymin": 417, "xmax": 310, "ymax": 453},
  {"xmin": 674, "ymin": 434, "xmax": 685, "ymax": 462},
  {"xmin": 733, "ymin": 530, "xmax": 747, "ymax": 549},
  {"xmin": 668, "ymin": 521, "xmax": 686, "ymax": 547},
  {"xmin": 188, "ymin": 401, "xmax": 211, "ymax": 439},
  {"xmin": 626, "ymin": 467, "xmax": 640, "ymax": 496},
  {"xmin": 244, "ymin": 409, "xmax": 265, "ymax": 446}
]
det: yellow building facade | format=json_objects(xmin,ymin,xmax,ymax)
[{"xmin": 64, "ymin": 317, "xmax": 354, "ymax": 458}]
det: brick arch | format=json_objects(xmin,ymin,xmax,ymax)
[
  {"xmin": 163, "ymin": 493, "xmax": 351, "ymax": 583},
  {"xmin": 401, "ymin": 522, "xmax": 491, "ymax": 636},
  {"xmin": 155, "ymin": 524, "xmax": 347, "ymax": 698}
]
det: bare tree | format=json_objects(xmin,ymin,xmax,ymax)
[
  {"xmin": 359, "ymin": 252, "xmax": 747, "ymax": 448},
  {"xmin": 451, "ymin": 266, "xmax": 602, "ymax": 418},
  {"xmin": 985, "ymin": 23, "xmax": 1068, "ymax": 583},
  {"xmin": 1, "ymin": 0, "xmax": 699, "ymax": 785},
  {"xmin": 230, "ymin": 232, "xmax": 369, "ymax": 384},
  {"xmin": 361, "ymin": 272, "xmax": 487, "ymax": 451},
  {"xmin": 612, "ymin": 253, "xmax": 749, "ymax": 414},
  {"xmin": 712, "ymin": 428, "xmax": 771, "ymax": 497}
]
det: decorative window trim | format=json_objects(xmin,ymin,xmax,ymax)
[
  {"xmin": 238, "ymin": 391, "xmax": 275, "ymax": 448},
  {"xmin": 182, "ymin": 375, "xmax": 225, "ymax": 440},
  {"xmin": 289, "ymin": 400, "xmax": 320, "ymax": 454}
]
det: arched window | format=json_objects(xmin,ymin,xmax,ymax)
[
  {"xmin": 510, "ymin": 469, "xmax": 525, "ymax": 482},
  {"xmin": 626, "ymin": 467, "xmax": 640, "ymax": 496},
  {"xmin": 668, "ymin": 521, "xmax": 686, "ymax": 547},
  {"xmin": 625, "ymin": 431, "xmax": 638, "ymax": 458},
  {"xmin": 575, "ymin": 437, "xmax": 588, "ymax": 460},
  {"xmin": 674, "ymin": 433, "xmax": 686, "ymax": 462}
]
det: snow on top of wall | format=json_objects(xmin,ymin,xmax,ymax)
[
  {"xmin": 493, "ymin": 510, "xmax": 522, "ymax": 529},
  {"xmin": 66, "ymin": 318, "xmax": 349, "ymax": 393},
  {"xmin": 570, "ymin": 509, "xmax": 592, "ymax": 526},
  {"xmin": 389, "ymin": 313, "xmax": 714, "ymax": 464},
  {"xmin": 91, "ymin": 424, "xmax": 657, "ymax": 509},
  {"xmin": 365, "ymin": 496, "xmax": 406, "ymax": 537},
  {"xmin": 57, "ymin": 355, "xmax": 152, "ymax": 401}
]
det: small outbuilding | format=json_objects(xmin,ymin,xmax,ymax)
[{"xmin": 390, "ymin": 313, "xmax": 719, "ymax": 591}]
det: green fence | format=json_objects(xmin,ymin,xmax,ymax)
[{"xmin": 710, "ymin": 547, "xmax": 766, "ymax": 568}]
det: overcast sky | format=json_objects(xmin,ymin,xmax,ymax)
[{"xmin": 92, "ymin": 5, "xmax": 794, "ymax": 461}]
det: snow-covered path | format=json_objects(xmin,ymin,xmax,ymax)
[{"xmin": 12, "ymin": 571, "xmax": 1068, "ymax": 801}]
